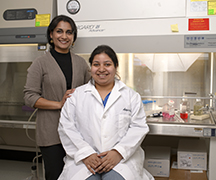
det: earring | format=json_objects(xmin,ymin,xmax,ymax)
[
  {"xmin": 72, "ymin": 42, "xmax": 75, "ymax": 46},
  {"xmin": 50, "ymin": 39, "xmax": 53, "ymax": 43}
]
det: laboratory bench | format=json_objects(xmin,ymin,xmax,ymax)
[
  {"xmin": 145, "ymin": 111, "xmax": 216, "ymax": 180},
  {"xmin": 147, "ymin": 111, "xmax": 216, "ymax": 137},
  {"xmin": 1, "ymin": 105, "xmax": 216, "ymax": 180}
]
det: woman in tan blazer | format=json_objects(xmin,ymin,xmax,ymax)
[{"xmin": 23, "ymin": 15, "xmax": 91, "ymax": 180}]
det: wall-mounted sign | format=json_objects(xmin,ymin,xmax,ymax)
[{"xmin": 188, "ymin": 18, "xmax": 209, "ymax": 31}]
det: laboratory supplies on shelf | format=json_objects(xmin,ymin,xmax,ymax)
[
  {"xmin": 142, "ymin": 100, "xmax": 157, "ymax": 111},
  {"xmin": 162, "ymin": 100, "xmax": 175, "ymax": 120},
  {"xmin": 193, "ymin": 99, "xmax": 203, "ymax": 116},
  {"xmin": 180, "ymin": 98, "xmax": 190, "ymax": 120},
  {"xmin": 142, "ymin": 100, "xmax": 152, "ymax": 111}
]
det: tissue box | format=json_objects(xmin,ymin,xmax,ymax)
[
  {"xmin": 144, "ymin": 146, "xmax": 171, "ymax": 177},
  {"xmin": 177, "ymin": 139, "xmax": 207, "ymax": 170}
]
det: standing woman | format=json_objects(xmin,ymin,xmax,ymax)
[{"xmin": 23, "ymin": 15, "xmax": 91, "ymax": 180}]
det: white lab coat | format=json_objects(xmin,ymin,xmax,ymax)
[{"xmin": 58, "ymin": 79, "xmax": 154, "ymax": 180}]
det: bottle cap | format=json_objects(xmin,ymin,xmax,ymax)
[
  {"xmin": 182, "ymin": 96, "xmax": 188, "ymax": 101},
  {"xmin": 168, "ymin": 100, "xmax": 174, "ymax": 105},
  {"xmin": 142, "ymin": 100, "xmax": 149, "ymax": 104}
]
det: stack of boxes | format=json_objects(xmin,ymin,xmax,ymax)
[{"xmin": 143, "ymin": 139, "xmax": 207, "ymax": 180}]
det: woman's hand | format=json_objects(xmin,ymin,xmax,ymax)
[
  {"xmin": 82, "ymin": 153, "xmax": 102, "ymax": 175},
  {"xmin": 95, "ymin": 150, "xmax": 123, "ymax": 174},
  {"xmin": 60, "ymin": 89, "xmax": 75, "ymax": 108},
  {"xmin": 34, "ymin": 89, "xmax": 75, "ymax": 109}
]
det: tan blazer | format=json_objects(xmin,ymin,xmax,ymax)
[{"xmin": 23, "ymin": 51, "xmax": 91, "ymax": 146}]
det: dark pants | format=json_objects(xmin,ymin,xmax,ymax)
[{"xmin": 40, "ymin": 144, "xmax": 66, "ymax": 180}]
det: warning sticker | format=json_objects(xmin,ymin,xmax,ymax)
[
  {"xmin": 188, "ymin": 18, "xmax": 209, "ymax": 31},
  {"xmin": 35, "ymin": 14, "xmax": 50, "ymax": 27}
]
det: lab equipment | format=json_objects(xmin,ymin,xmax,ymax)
[
  {"xmin": 180, "ymin": 98, "xmax": 190, "ymax": 120},
  {"xmin": 162, "ymin": 100, "xmax": 175, "ymax": 120},
  {"xmin": 193, "ymin": 99, "xmax": 203, "ymax": 116}
]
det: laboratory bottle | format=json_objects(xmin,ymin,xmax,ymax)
[
  {"xmin": 148, "ymin": 100, "xmax": 153, "ymax": 111},
  {"xmin": 162, "ymin": 100, "xmax": 175, "ymax": 119},
  {"xmin": 152, "ymin": 100, "xmax": 156, "ymax": 111},
  {"xmin": 142, "ymin": 100, "xmax": 149, "ymax": 111},
  {"xmin": 193, "ymin": 99, "xmax": 203, "ymax": 116},
  {"xmin": 180, "ymin": 98, "xmax": 190, "ymax": 120}
]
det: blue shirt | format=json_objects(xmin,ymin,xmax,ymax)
[{"xmin": 102, "ymin": 92, "xmax": 111, "ymax": 107}]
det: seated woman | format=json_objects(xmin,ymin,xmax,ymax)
[{"xmin": 58, "ymin": 45, "xmax": 154, "ymax": 180}]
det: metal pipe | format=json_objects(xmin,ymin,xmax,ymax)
[{"xmin": 210, "ymin": 52, "xmax": 214, "ymax": 107}]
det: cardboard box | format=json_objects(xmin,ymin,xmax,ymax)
[
  {"xmin": 154, "ymin": 155, "xmax": 208, "ymax": 180},
  {"xmin": 169, "ymin": 168, "xmax": 208, "ymax": 180},
  {"xmin": 155, "ymin": 177, "xmax": 169, "ymax": 180},
  {"xmin": 177, "ymin": 139, "xmax": 207, "ymax": 170},
  {"xmin": 144, "ymin": 146, "xmax": 171, "ymax": 177}
]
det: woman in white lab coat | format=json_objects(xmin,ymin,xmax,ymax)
[{"xmin": 58, "ymin": 45, "xmax": 154, "ymax": 180}]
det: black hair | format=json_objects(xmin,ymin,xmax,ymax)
[
  {"xmin": 47, "ymin": 15, "xmax": 77, "ymax": 49},
  {"xmin": 89, "ymin": 45, "xmax": 119, "ymax": 68}
]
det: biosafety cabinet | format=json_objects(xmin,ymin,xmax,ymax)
[
  {"xmin": 0, "ymin": 0, "xmax": 56, "ymax": 44},
  {"xmin": 58, "ymin": 0, "xmax": 216, "ymax": 179},
  {"xmin": 58, "ymin": 0, "xmax": 216, "ymax": 53},
  {"xmin": 0, "ymin": 0, "xmax": 216, "ymax": 179},
  {"xmin": 0, "ymin": 0, "xmax": 56, "ymax": 150}
]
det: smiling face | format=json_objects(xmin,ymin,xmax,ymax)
[
  {"xmin": 50, "ymin": 21, "xmax": 74, "ymax": 53},
  {"xmin": 91, "ymin": 53, "xmax": 117, "ymax": 89}
]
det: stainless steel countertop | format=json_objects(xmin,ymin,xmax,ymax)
[
  {"xmin": 147, "ymin": 111, "xmax": 216, "ymax": 137},
  {"xmin": 0, "ymin": 108, "xmax": 216, "ymax": 137}
]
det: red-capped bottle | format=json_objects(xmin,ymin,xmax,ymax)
[{"xmin": 180, "ymin": 98, "xmax": 190, "ymax": 120}]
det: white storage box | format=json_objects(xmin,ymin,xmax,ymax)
[
  {"xmin": 177, "ymin": 139, "xmax": 207, "ymax": 170},
  {"xmin": 144, "ymin": 146, "xmax": 171, "ymax": 177}
]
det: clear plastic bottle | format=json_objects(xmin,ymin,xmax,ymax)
[
  {"xmin": 148, "ymin": 100, "xmax": 153, "ymax": 111},
  {"xmin": 162, "ymin": 100, "xmax": 175, "ymax": 119},
  {"xmin": 142, "ymin": 100, "xmax": 149, "ymax": 111},
  {"xmin": 152, "ymin": 100, "xmax": 156, "ymax": 112},
  {"xmin": 180, "ymin": 98, "xmax": 190, "ymax": 120},
  {"xmin": 194, "ymin": 99, "xmax": 203, "ymax": 116}
]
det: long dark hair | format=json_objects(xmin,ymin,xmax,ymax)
[{"xmin": 47, "ymin": 15, "xmax": 77, "ymax": 49}]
